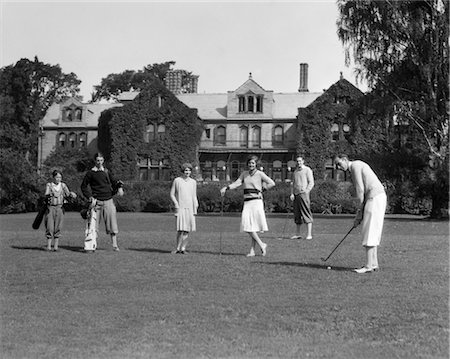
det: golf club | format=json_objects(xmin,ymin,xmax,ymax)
[
  {"xmin": 219, "ymin": 194, "xmax": 224, "ymax": 255},
  {"xmin": 320, "ymin": 225, "xmax": 355, "ymax": 262},
  {"xmin": 276, "ymin": 210, "xmax": 291, "ymax": 240}
]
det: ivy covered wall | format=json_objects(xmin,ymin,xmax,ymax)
[
  {"xmin": 296, "ymin": 78, "xmax": 364, "ymax": 178},
  {"xmin": 98, "ymin": 79, "xmax": 203, "ymax": 180}
]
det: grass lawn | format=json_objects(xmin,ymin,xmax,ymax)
[{"xmin": 0, "ymin": 212, "xmax": 448, "ymax": 359}]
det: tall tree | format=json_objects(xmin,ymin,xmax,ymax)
[
  {"xmin": 90, "ymin": 61, "xmax": 194, "ymax": 102},
  {"xmin": 0, "ymin": 56, "xmax": 81, "ymax": 212},
  {"xmin": 337, "ymin": 0, "xmax": 449, "ymax": 217},
  {"xmin": 0, "ymin": 56, "xmax": 81, "ymax": 161}
]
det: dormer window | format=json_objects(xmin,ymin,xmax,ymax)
[
  {"xmin": 238, "ymin": 95, "xmax": 263, "ymax": 113},
  {"xmin": 63, "ymin": 105, "xmax": 83, "ymax": 121}
]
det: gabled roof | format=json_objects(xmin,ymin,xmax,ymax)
[
  {"xmin": 116, "ymin": 88, "xmax": 323, "ymax": 121},
  {"xmin": 60, "ymin": 97, "xmax": 83, "ymax": 107},
  {"xmin": 178, "ymin": 92, "xmax": 322, "ymax": 120},
  {"xmin": 41, "ymin": 102, "xmax": 123, "ymax": 127},
  {"xmin": 234, "ymin": 76, "xmax": 267, "ymax": 94}
]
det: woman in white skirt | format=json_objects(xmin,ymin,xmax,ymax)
[
  {"xmin": 170, "ymin": 163, "xmax": 199, "ymax": 254},
  {"xmin": 220, "ymin": 155, "xmax": 275, "ymax": 257}
]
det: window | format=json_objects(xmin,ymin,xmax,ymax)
[
  {"xmin": 69, "ymin": 133, "xmax": 76, "ymax": 148},
  {"xmin": 343, "ymin": 123, "xmax": 350, "ymax": 140},
  {"xmin": 272, "ymin": 160, "xmax": 282, "ymax": 182},
  {"xmin": 144, "ymin": 124, "xmax": 155, "ymax": 143},
  {"xmin": 157, "ymin": 124, "xmax": 165, "ymax": 140},
  {"xmin": 216, "ymin": 160, "xmax": 226, "ymax": 181},
  {"xmin": 79, "ymin": 133, "xmax": 87, "ymax": 147},
  {"xmin": 65, "ymin": 109, "xmax": 72, "ymax": 121},
  {"xmin": 273, "ymin": 126, "xmax": 283, "ymax": 145},
  {"xmin": 75, "ymin": 108, "xmax": 82, "ymax": 121},
  {"xmin": 251, "ymin": 126, "xmax": 261, "ymax": 148},
  {"xmin": 248, "ymin": 96, "xmax": 254, "ymax": 113},
  {"xmin": 256, "ymin": 96, "xmax": 263, "ymax": 112},
  {"xmin": 58, "ymin": 133, "xmax": 66, "ymax": 147},
  {"xmin": 238, "ymin": 95, "xmax": 263, "ymax": 113},
  {"xmin": 239, "ymin": 96, "xmax": 245, "ymax": 112},
  {"xmin": 240, "ymin": 126, "xmax": 248, "ymax": 147},
  {"xmin": 214, "ymin": 126, "xmax": 226, "ymax": 146},
  {"xmin": 331, "ymin": 123, "xmax": 339, "ymax": 141},
  {"xmin": 205, "ymin": 128, "xmax": 211, "ymax": 139}
]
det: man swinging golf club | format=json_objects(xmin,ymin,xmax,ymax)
[{"xmin": 334, "ymin": 154, "xmax": 387, "ymax": 273}]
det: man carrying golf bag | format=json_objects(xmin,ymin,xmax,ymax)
[{"xmin": 334, "ymin": 154, "xmax": 387, "ymax": 274}]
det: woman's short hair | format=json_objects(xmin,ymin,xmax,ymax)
[
  {"xmin": 52, "ymin": 169, "xmax": 62, "ymax": 177},
  {"xmin": 181, "ymin": 162, "xmax": 193, "ymax": 171},
  {"xmin": 246, "ymin": 155, "xmax": 259, "ymax": 164}
]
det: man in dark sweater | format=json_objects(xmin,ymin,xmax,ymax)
[{"xmin": 81, "ymin": 153, "xmax": 124, "ymax": 252}]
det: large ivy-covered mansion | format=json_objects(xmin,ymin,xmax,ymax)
[{"xmin": 38, "ymin": 64, "xmax": 363, "ymax": 182}]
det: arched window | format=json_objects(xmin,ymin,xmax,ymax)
[
  {"xmin": 252, "ymin": 126, "xmax": 261, "ymax": 148},
  {"xmin": 157, "ymin": 124, "xmax": 166, "ymax": 140},
  {"xmin": 144, "ymin": 124, "xmax": 155, "ymax": 143},
  {"xmin": 79, "ymin": 133, "xmax": 87, "ymax": 147},
  {"xmin": 75, "ymin": 108, "xmax": 82, "ymax": 121},
  {"xmin": 69, "ymin": 133, "xmax": 76, "ymax": 148},
  {"xmin": 273, "ymin": 125, "xmax": 283, "ymax": 145},
  {"xmin": 240, "ymin": 126, "xmax": 248, "ymax": 147},
  {"xmin": 215, "ymin": 126, "xmax": 226, "ymax": 146},
  {"xmin": 64, "ymin": 109, "xmax": 72, "ymax": 121},
  {"xmin": 331, "ymin": 123, "xmax": 339, "ymax": 141},
  {"xmin": 58, "ymin": 133, "xmax": 66, "ymax": 147}
]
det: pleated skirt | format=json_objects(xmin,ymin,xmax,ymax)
[{"xmin": 240, "ymin": 199, "xmax": 268, "ymax": 233}]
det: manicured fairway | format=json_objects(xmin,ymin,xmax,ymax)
[{"xmin": 0, "ymin": 212, "xmax": 448, "ymax": 358}]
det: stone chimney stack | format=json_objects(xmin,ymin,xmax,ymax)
[{"xmin": 298, "ymin": 63, "xmax": 309, "ymax": 92}]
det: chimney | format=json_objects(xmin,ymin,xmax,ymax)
[{"xmin": 298, "ymin": 63, "xmax": 309, "ymax": 92}]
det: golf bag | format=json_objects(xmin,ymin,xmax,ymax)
[
  {"xmin": 84, "ymin": 205, "xmax": 97, "ymax": 251},
  {"xmin": 32, "ymin": 196, "xmax": 49, "ymax": 230}
]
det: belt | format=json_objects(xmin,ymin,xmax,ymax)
[{"xmin": 244, "ymin": 197, "xmax": 262, "ymax": 202}]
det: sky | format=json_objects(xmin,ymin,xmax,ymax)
[{"xmin": 1, "ymin": 0, "xmax": 366, "ymax": 101}]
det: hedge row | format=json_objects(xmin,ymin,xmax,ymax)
[{"xmin": 112, "ymin": 180, "xmax": 362, "ymax": 214}]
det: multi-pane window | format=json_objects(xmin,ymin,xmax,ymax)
[
  {"xmin": 238, "ymin": 95, "xmax": 263, "ymax": 113},
  {"xmin": 273, "ymin": 125, "xmax": 283, "ymax": 145},
  {"xmin": 215, "ymin": 126, "xmax": 226, "ymax": 146},
  {"xmin": 252, "ymin": 126, "xmax": 261, "ymax": 148},
  {"xmin": 240, "ymin": 126, "xmax": 248, "ymax": 147},
  {"xmin": 157, "ymin": 124, "xmax": 166, "ymax": 140},
  {"xmin": 144, "ymin": 124, "xmax": 155, "ymax": 143},
  {"xmin": 63, "ymin": 106, "xmax": 82, "ymax": 121}
]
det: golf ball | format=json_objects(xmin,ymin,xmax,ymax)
[{"xmin": 327, "ymin": 266, "xmax": 331, "ymax": 270}]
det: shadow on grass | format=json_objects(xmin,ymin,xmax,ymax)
[
  {"xmin": 264, "ymin": 261, "xmax": 354, "ymax": 271},
  {"xmin": 128, "ymin": 247, "xmax": 244, "ymax": 257},
  {"xmin": 12, "ymin": 245, "xmax": 85, "ymax": 253}
]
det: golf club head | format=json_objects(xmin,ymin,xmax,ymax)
[{"xmin": 320, "ymin": 257, "xmax": 327, "ymax": 262}]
